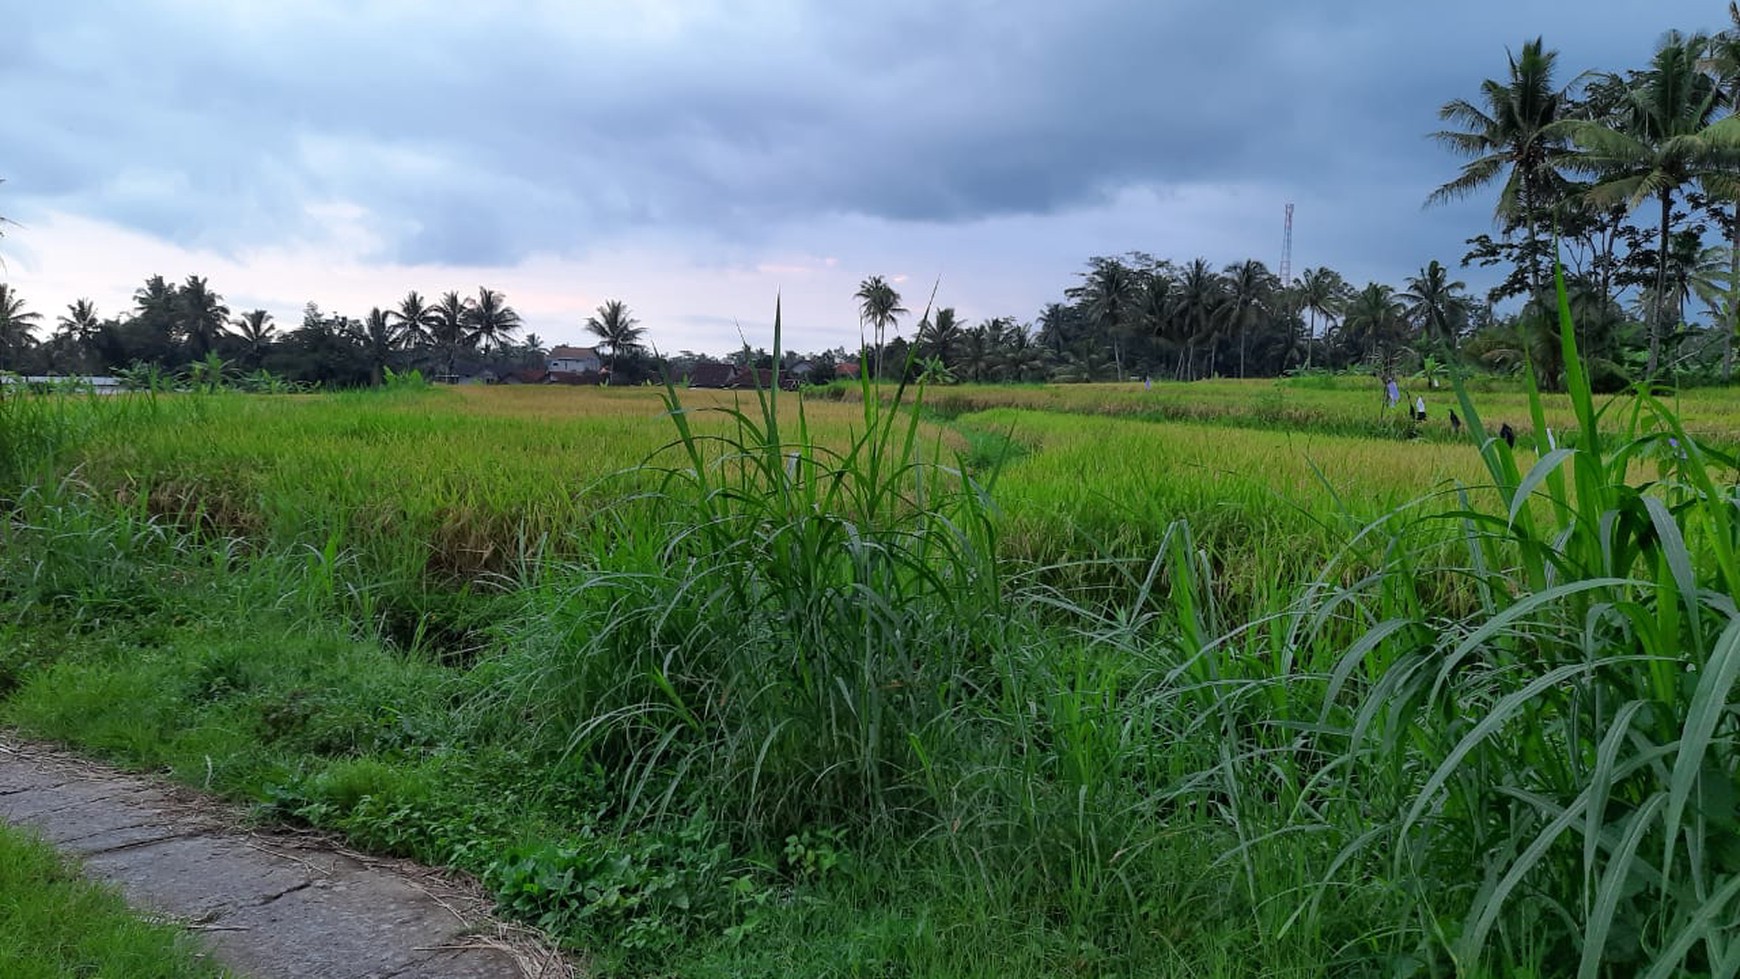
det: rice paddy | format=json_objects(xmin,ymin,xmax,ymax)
[{"xmin": 3, "ymin": 336, "xmax": 1738, "ymax": 977}]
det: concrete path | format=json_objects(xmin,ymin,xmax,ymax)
[{"xmin": 0, "ymin": 737, "xmax": 574, "ymax": 979}]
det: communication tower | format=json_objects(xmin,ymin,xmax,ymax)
[{"xmin": 1279, "ymin": 202, "xmax": 1294, "ymax": 285}]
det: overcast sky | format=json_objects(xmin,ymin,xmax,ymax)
[{"xmin": 0, "ymin": 1, "xmax": 1725, "ymax": 354}]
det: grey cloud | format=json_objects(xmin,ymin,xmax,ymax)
[{"xmin": 1, "ymin": 0, "xmax": 1728, "ymax": 281}]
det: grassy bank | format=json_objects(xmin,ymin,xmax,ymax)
[
  {"xmin": 2, "ymin": 292, "xmax": 1737, "ymax": 977},
  {"xmin": 0, "ymin": 821, "xmax": 231, "ymax": 978}
]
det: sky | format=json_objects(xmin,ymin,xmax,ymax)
[{"xmin": 0, "ymin": 0, "xmax": 1727, "ymax": 355}]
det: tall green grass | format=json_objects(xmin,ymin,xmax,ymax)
[
  {"xmin": 1189, "ymin": 264, "xmax": 1740, "ymax": 975},
  {"xmin": 478, "ymin": 303, "xmax": 1007, "ymax": 835}
]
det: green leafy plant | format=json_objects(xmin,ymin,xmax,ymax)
[
  {"xmin": 1203, "ymin": 260, "xmax": 1740, "ymax": 975},
  {"xmin": 381, "ymin": 366, "xmax": 427, "ymax": 391}
]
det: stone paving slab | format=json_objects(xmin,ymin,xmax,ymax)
[{"xmin": 0, "ymin": 737, "xmax": 574, "ymax": 979}]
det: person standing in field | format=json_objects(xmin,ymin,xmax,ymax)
[
  {"xmin": 1385, "ymin": 376, "xmax": 1400, "ymax": 408},
  {"xmin": 1414, "ymin": 395, "xmax": 1426, "ymax": 422}
]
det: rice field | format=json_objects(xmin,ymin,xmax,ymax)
[
  {"xmin": 3, "ymin": 352, "xmax": 1739, "ymax": 977},
  {"xmin": 25, "ymin": 380, "xmax": 1595, "ymax": 582}
]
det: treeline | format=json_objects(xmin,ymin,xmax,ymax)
[
  {"xmin": 0, "ymin": 275, "xmax": 672, "ymax": 388},
  {"xmin": 843, "ymin": 259, "xmax": 1485, "ymax": 388},
  {"xmin": 861, "ymin": 19, "xmax": 1740, "ymax": 391}
]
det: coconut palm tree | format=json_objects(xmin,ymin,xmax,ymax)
[
  {"xmin": 1702, "ymin": 5, "xmax": 1740, "ymax": 380},
  {"xmin": 56, "ymin": 299, "xmax": 101, "ymax": 349},
  {"xmin": 584, "ymin": 300, "xmax": 645, "ymax": 384},
  {"xmin": 915, "ymin": 306, "xmax": 966, "ymax": 366},
  {"xmin": 1172, "ymin": 258, "xmax": 1223, "ymax": 380},
  {"xmin": 462, "ymin": 287, "xmax": 521, "ymax": 354},
  {"xmin": 176, "ymin": 275, "xmax": 230, "ymax": 359},
  {"xmin": 429, "ymin": 291, "xmax": 470, "ymax": 381},
  {"xmin": 854, "ymin": 275, "xmax": 907, "ymax": 379},
  {"xmin": 1130, "ymin": 269, "xmax": 1173, "ymax": 373},
  {"xmin": 390, "ymin": 291, "xmax": 439, "ymax": 354},
  {"xmin": 1296, "ymin": 267, "xmax": 1347, "ymax": 370},
  {"xmin": 1221, "ymin": 259, "xmax": 1275, "ymax": 379},
  {"xmin": 955, "ymin": 324, "xmax": 994, "ymax": 383},
  {"xmin": 352, "ymin": 308, "xmax": 403, "ymax": 386},
  {"xmin": 1001, "ymin": 324, "xmax": 1051, "ymax": 382},
  {"xmin": 1072, "ymin": 257, "xmax": 1142, "ymax": 380},
  {"xmin": 230, "ymin": 309, "xmax": 276, "ymax": 369},
  {"xmin": 1401, "ymin": 260, "xmax": 1470, "ymax": 354},
  {"xmin": 1342, "ymin": 283, "xmax": 1411, "ymax": 370},
  {"xmin": 1428, "ymin": 37, "xmax": 1573, "ymax": 304},
  {"xmin": 1564, "ymin": 31, "xmax": 1740, "ymax": 377},
  {"xmin": 0, "ymin": 283, "xmax": 43, "ymax": 371}
]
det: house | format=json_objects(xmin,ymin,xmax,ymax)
[
  {"xmin": 1, "ymin": 375, "xmax": 124, "ymax": 394},
  {"xmin": 547, "ymin": 345, "xmax": 603, "ymax": 374},
  {"xmin": 727, "ymin": 367, "xmax": 778, "ymax": 390},
  {"xmin": 835, "ymin": 362, "xmax": 861, "ymax": 379},
  {"xmin": 687, "ymin": 364, "xmax": 798, "ymax": 391},
  {"xmin": 688, "ymin": 363, "xmax": 737, "ymax": 388},
  {"xmin": 547, "ymin": 370, "xmax": 605, "ymax": 386}
]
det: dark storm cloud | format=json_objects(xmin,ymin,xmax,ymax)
[{"xmin": 1, "ymin": 0, "xmax": 1726, "ymax": 272}]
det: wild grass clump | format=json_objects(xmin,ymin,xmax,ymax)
[
  {"xmin": 1194, "ymin": 265, "xmax": 1740, "ymax": 975},
  {"xmin": 0, "ymin": 388, "xmax": 159, "ymax": 506},
  {"xmin": 479, "ymin": 303, "xmax": 1006, "ymax": 838}
]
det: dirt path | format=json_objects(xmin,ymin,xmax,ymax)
[{"xmin": 0, "ymin": 736, "xmax": 575, "ymax": 979}]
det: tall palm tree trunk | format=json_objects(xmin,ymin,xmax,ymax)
[
  {"xmin": 1729, "ymin": 199, "xmax": 1738, "ymax": 383},
  {"xmin": 1650, "ymin": 190, "xmax": 1673, "ymax": 378},
  {"xmin": 1523, "ymin": 184, "xmax": 1545, "ymax": 308}
]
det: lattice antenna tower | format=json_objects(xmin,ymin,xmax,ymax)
[{"xmin": 1279, "ymin": 202, "xmax": 1294, "ymax": 285}]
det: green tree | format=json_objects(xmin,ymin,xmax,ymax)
[
  {"xmin": 1172, "ymin": 258, "xmax": 1223, "ymax": 380},
  {"xmin": 1071, "ymin": 257, "xmax": 1143, "ymax": 380},
  {"xmin": 1701, "ymin": 5, "xmax": 1740, "ymax": 380},
  {"xmin": 462, "ymin": 287, "xmax": 521, "ymax": 354},
  {"xmin": 50, "ymin": 300, "xmax": 101, "ymax": 374},
  {"xmin": 57, "ymin": 299, "xmax": 101, "ymax": 348},
  {"xmin": 1221, "ymin": 259, "xmax": 1276, "ymax": 379},
  {"xmin": 1013, "ymin": 328, "xmax": 1052, "ymax": 381},
  {"xmin": 1296, "ymin": 267, "xmax": 1347, "ymax": 369},
  {"xmin": 176, "ymin": 275, "xmax": 230, "ymax": 359},
  {"xmin": 390, "ymin": 291, "xmax": 439, "ymax": 354},
  {"xmin": 854, "ymin": 275, "xmax": 907, "ymax": 380},
  {"xmin": 584, "ymin": 299, "xmax": 645, "ymax": 384},
  {"xmin": 0, "ymin": 283, "xmax": 43, "ymax": 370},
  {"xmin": 230, "ymin": 309, "xmax": 276, "ymax": 369},
  {"xmin": 1401, "ymin": 260, "xmax": 1470, "ymax": 354},
  {"xmin": 353, "ymin": 307, "xmax": 403, "ymax": 386},
  {"xmin": 430, "ymin": 291, "xmax": 470, "ymax": 381},
  {"xmin": 131, "ymin": 274, "xmax": 178, "ymax": 363},
  {"xmin": 1341, "ymin": 282, "xmax": 1411, "ymax": 370},
  {"xmin": 1564, "ymin": 30, "xmax": 1740, "ymax": 376},
  {"xmin": 1428, "ymin": 37, "xmax": 1573, "ymax": 304},
  {"xmin": 915, "ymin": 306, "xmax": 965, "ymax": 366}
]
